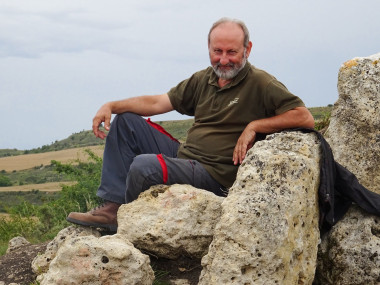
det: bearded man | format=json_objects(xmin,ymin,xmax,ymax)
[{"xmin": 67, "ymin": 17, "xmax": 315, "ymax": 231}]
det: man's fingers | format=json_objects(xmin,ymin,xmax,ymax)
[
  {"xmin": 233, "ymin": 142, "xmax": 247, "ymax": 165},
  {"xmin": 104, "ymin": 115, "xmax": 111, "ymax": 131}
]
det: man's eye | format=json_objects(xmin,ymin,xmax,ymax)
[{"xmin": 228, "ymin": 51, "xmax": 237, "ymax": 55}]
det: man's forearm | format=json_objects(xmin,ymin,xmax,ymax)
[
  {"xmin": 248, "ymin": 107, "xmax": 315, "ymax": 134},
  {"xmin": 107, "ymin": 94, "xmax": 173, "ymax": 116}
]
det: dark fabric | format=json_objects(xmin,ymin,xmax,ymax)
[
  {"xmin": 97, "ymin": 112, "xmax": 224, "ymax": 204},
  {"xmin": 97, "ymin": 112, "xmax": 180, "ymax": 204},
  {"xmin": 285, "ymin": 128, "xmax": 380, "ymax": 234},
  {"xmin": 125, "ymin": 154, "xmax": 225, "ymax": 202}
]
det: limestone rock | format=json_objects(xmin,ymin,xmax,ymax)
[
  {"xmin": 325, "ymin": 52, "xmax": 380, "ymax": 194},
  {"xmin": 37, "ymin": 234, "xmax": 154, "ymax": 285},
  {"xmin": 6, "ymin": 236, "xmax": 30, "ymax": 253},
  {"xmin": 316, "ymin": 53, "xmax": 380, "ymax": 285},
  {"xmin": 117, "ymin": 184, "xmax": 224, "ymax": 259},
  {"xmin": 32, "ymin": 225, "xmax": 101, "ymax": 274},
  {"xmin": 316, "ymin": 206, "xmax": 380, "ymax": 285},
  {"xmin": 199, "ymin": 131, "xmax": 321, "ymax": 285}
]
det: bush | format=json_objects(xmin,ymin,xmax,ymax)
[
  {"xmin": 315, "ymin": 112, "xmax": 331, "ymax": 132},
  {"xmin": 0, "ymin": 175, "xmax": 12, "ymax": 187}
]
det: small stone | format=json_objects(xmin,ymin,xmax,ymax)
[{"xmin": 6, "ymin": 237, "xmax": 30, "ymax": 253}]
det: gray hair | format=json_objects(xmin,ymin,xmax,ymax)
[{"xmin": 208, "ymin": 17, "xmax": 250, "ymax": 47}]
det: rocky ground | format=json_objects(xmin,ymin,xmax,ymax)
[{"xmin": 0, "ymin": 241, "xmax": 201, "ymax": 285}]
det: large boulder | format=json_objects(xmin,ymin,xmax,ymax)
[
  {"xmin": 199, "ymin": 131, "xmax": 321, "ymax": 285},
  {"xmin": 32, "ymin": 225, "xmax": 101, "ymax": 274},
  {"xmin": 317, "ymin": 53, "xmax": 380, "ymax": 285},
  {"xmin": 37, "ymin": 234, "xmax": 154, "ymax": 285},
  {"xmin": 325, "ymin": 52, "xmax": 380, "ymax": 194},
  {"xmin": 117, "ymin": 184, "xmax": 224, "ymax": 259}
]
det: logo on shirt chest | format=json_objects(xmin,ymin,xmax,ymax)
[{"xmin": 228, "ymin": 98, "xmax": 239, "ymax": 107}]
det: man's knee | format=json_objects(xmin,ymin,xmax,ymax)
[
  {"xmin": 128, "ymin": 154, "xmax": 155, "ymax": 175},
  {"xmin": 112, "ymin": 112, "xmax": 142, "ymax": 128},
  {"xmin": 126, "ymin": 154, "xmax": 163, "ymax": 202}
]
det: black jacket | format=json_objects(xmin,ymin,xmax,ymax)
[{"xmin": 285, "ymin": 128, "xmax": 380, "ymax": 234}]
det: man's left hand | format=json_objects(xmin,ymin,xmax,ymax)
[{"xmin": 233, "ymin": 122, "xmax": 256, "ymax": 165}]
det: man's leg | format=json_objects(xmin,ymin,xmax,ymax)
[
  {"xmin": 97, "ymin": 112, "xmax": 180, "ymax": 203},
  {"xmin": 67, "ymin": 112, "xmax": 180, "ymax": 231},
  {"xmin": 125, "ymin": 154, "xmax": 226, "ymax": 202}
]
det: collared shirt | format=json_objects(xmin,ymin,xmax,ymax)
[{"xmin": 168, "ymin": 61, "xmax": 305, "ymax": 188}]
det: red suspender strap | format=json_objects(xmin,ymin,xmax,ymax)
[
  {"xmin": 156, "ymin": 154, "xmax": 168, "ymax": 184},
  {"xmin": 145, "ymin": 118, "xmax": 179, "ymax": 143}
]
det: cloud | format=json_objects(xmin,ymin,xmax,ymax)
[{"xmin": 0, "ymin": 0, "xmax": 380, "ymax": 149}]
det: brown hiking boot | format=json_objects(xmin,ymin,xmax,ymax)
[{"xmin": 66, "ymin": 201, "xmax": 121, "ymax": 232}]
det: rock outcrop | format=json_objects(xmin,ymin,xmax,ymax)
[
  {"xmin": 117, "ymin": 184, "xmax": 224, "ymax": 259},
  {"xmin": 317, "ymin": 53, "xmax": 380, "ymax": 285},
  {"xmin": 37, "ymin": 234, "xmax": 154, "ymax": 285},
  {"xmin": 325, "ymin": 53, "xmax": 380, "ymax": 194},
  {"xmin": 199, "ymin": 131, "xmax": 321, "ymax": 285}
]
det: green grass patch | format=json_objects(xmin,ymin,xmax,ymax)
[
  {"xmin": 1, "ymin": 164, "xmax": 70, "ymax": 187},
  {"xmin": 0, "ymin": 191, "xmax": 61, "ymax": 213},
  {"xmin": 0, "ymin": 241, "xmax": 7, "ymax": 255}
]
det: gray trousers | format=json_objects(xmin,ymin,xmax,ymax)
[{"xmin": 97, "ymin": 112, "xmax": 225, "ymax": 204}]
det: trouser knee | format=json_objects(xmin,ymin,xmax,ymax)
[{"xmin": 125, "ymin": 154, "xmax": 163, "ymax": 203}]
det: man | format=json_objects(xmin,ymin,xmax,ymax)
[{"xmin": 67, "ymin": 17, "xmax": 315, "ymax": 231}]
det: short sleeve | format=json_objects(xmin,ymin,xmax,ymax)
[
  {"xmin": 265, "ymin": 79, "xmax": 305, "ymax": 115},
  {"xmin": 167, "ymin": 72, "xmax": 203, "ymax": 116}
]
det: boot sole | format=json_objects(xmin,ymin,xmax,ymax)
[{"xmin": 66, "ymin": 217, "xmax": 117, "ymax": 233}]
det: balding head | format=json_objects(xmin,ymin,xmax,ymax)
[{"xmin": 208, "ymin": 17, "xmax": 250, "ymax": 48}]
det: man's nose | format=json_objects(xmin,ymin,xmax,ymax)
[{"xmin": 219, "ymin": 54, "xmax": 229, "ymax": 65}]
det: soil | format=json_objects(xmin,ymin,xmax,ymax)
[
  {"xmin": 0, "ymin": 242, "xmax": 202, "ymax": 285},
  {"xmin": 0, "ymin": 242, "xmax": 49, "ymax": 285}
]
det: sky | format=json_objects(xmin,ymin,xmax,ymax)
[{"xmin": 1, "ymin": 0, "xmax": 379, "ymax": 150}]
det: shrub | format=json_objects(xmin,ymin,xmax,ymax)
[{"xmin": 0, "ymin": 175, "xmax": 12, "ymax": 187}]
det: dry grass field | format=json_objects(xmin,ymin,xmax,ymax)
[{"xmin": 0, "ymin": 145, "xmax": 104, "ymax": 172}]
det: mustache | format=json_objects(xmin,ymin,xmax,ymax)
[{"xmin": 214, "ymin": 62, "xmax": 235, "ymax": 68}]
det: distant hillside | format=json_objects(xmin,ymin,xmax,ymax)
[
  {"xmin": 0, "ymin": 119, "xmax": 194, "ymax": 158},
  {"xmin": 0, "ymin": 107, "xmax": 332, "ymax": 158}
]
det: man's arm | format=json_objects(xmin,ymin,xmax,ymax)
[
  {"xmin": 92, "ymin": 93, "xmax": 174, "ymax": 139},
  {"xmin": 233, "ymin": 106, "xmax": 315, "ymax": 165}
]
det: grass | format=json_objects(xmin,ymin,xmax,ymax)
[{"xmin": 0, "ymin": 191, "xmax": 61, "ymax": 212}]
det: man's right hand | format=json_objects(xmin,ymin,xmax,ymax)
[{"xmin": 92, "ymin": 103, "xmax": 112, "ymax": 139}]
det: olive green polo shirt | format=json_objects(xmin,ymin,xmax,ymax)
[{"xmin": 168, "ymin": 61, "xmax": 305, "ymax": 188}]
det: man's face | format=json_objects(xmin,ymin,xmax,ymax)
[{"xmin": 208, "ymin": 22, "xmax": 252, "ymax": 80}]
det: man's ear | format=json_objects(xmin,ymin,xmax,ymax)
[{"xmin": 245, "ymin": 41, "xmax": 253, "ymax": 58}]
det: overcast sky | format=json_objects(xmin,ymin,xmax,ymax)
[{"xmin": 1, "ymin": 0, "xmax": 379, "ymax": 150}]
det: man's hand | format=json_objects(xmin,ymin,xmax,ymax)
[
  {"xmin": 233, "ymin": 122, "xmax": 256, "ymax": 165},
  {"xmin": 92, "ymin": 103, "xmax": 112, "ymax": 139}
]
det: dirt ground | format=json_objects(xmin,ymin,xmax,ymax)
[{"xmin": 0, "ymin": 242, "xmax": 201, "ymax": 285}]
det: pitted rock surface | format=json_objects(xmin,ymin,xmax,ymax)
[
  {"xmin": 317, "ymin": 53, "xmax": 380, "ymax": 285},
  {"xmin": 37, "ymin": 234, "xmax": 154, "ymax": 285},
  {"xmin": 326, "ymin": 52, "xmax": 380, "ymax": 194},
  {"xmin": 118, "ymin": 184, "xmax": 224, "ymax": 259},
  {"xmin": 32, "ymin": 225, "xmax": 101, "ymax": 274},
  {"xmin": 199, "ymin": 131, "xmax": 321, "ymax": 285}
]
